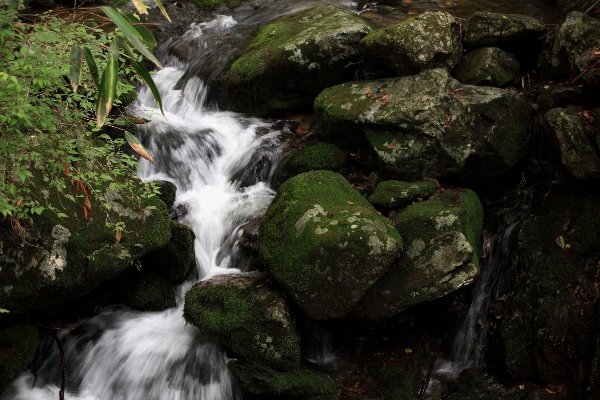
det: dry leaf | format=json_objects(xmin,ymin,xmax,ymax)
[
  {"xmin": 445, "ymin": 114, "xmax": 452, "ymax": 128},
  {"xmin": 365, "ymin": 86, "xmax": 371, "ymax": 91},
  {"xmin": 347, "ymin": 201, "xmax": 354, "ymax": 205},
  {"xmin": 83, "ymin": 206, "xmax": 89, "ymax": 221},
  {"xmin": 451, "ymin": 88, "xmax": 464, "ymax": 94},
  {"xmin": 16, "ymin": 196, "xmax": 23, "ymax": 207},
  {"xmin": 545, "ymin": 388, "xmax": 556, "ymax": 394},
  {"xmin": 116, "ymin": 231, "xmax": 121, "ymax": 243},
  {"xmin": 388, "ymin": 142, "xmax": 396, "ymax": 149},
  {"xmin": 129, "ymin": 142, "xmax": 155, "ymax": 164},
  {"xmin": 327, "ymin": 212, "xmax": 334, "ymax": 218},
  {"xmin": 83, "ymin": 196, "xmax": 92, "ymax": 212}
]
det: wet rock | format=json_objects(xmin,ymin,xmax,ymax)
[
  {"xmin": 463, "ymin": 12, "xmax": 546, "ymax": 51},
  {"xmin": 537, "ymin": 83, "xmax": 586, "ymax": 114},
  {"xmin": 259, "ymin": 170, "xmax": 402, "ymax": 320},
  {"xmin": 153, "ymin": 180, "xmax": 177, "ymax": 210},
  {"xmin": 183, "ymin": 271, "xmax": 301, "ymax": 371},
  {"xmin": 367, "ymin": 180, "xmax": 437, "ymax": 209},
  {"xmin": 228, "ymin": 360, "xmax": 337, "ymax": 397},
  {"xmin": 538, "ymin": 12, "xmax": 600, "ymax": 79},
  {"xmin": 122, "ymin": 270, "xmax": 177, "ymax": 312},
  {"xmin": 0, "ymin": 315, "xmax": 39, "ymax": 395},
  {"xmin": 226, "ymin": 5, "xmax": 372, "ymax": 116},
  {"xmin": 582, "ymin": 69, "xmax": 600, "ymax": 94},
  {"xmin": 557, "ymin": 0, "xmax": 597, "ymax": 15},
  {"xmin": 273, "ymin": 142, "xmax": 348, "ymax": 189},
  {"xmin": 359, "ymin": 11, "xmax": 462, "ymax": 77},
  {"xmin": 314, "ymin": 69, "xmax": 532, "ymax": 186},
  {"xmin": 352, "ymin": 189, "xmax": 483, "ymax": 319},
  {"xmin": 543, "ymin": 107, "xmax": 600, "ymax": 179},
  {"xmin": 455, "ymin": 47, "xmax": 520, "ymax": 87}
]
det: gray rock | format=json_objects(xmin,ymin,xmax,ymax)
[
  {"xmin": 455, "ymin": 47, "xmax": 520, "ymax": 87},
  {"xmin": 463, "ymin": 12, "xmax": 546, "ymax": 50}
]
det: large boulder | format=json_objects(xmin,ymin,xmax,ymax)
[
  {"xmin": 314, "ymin": 68, "xmax": 533, "ymax": 186},
  {"xmin": 543, "ymin": 107, "xmax": 600, "ymax": 179},
  {"xmin": 359, "ymin": 11, "xmax": 462, "ymax": 77},
  {"xmin": 259, "ymin": 170, "xmax": 403, "ymax": 320},
  {"xmin": 226, "ymin": 5, "xmax": 372, "ymax": 116},
  {"xmin": 368, "ymin": 180, "xmax": 437, "ymax": 209},
  {"xmin": 352, "ymin": 189, "xmax": 483, "ymax": 319},
  {"xmin": 463, "ymin": 12, "xmax": 546, "ymax": 51},
  {"xmin": 454, "ymin": 47, "xmax": 520, "ymax": 87},
  {"xmin": 183, "ymin": 272, "xmax": 301, "ymax": 371}
]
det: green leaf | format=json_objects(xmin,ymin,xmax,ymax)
[
  {"xmin": 154, "ymin": 0, "xmax": 172, "ymax": 23},
  {"xmin": 124, "ymin": 131, "xmax": 141, "ymax": 145},
  {"xmin": 69, "ymin": 45, "xmax": 83, "ymax": 92},
  {"xmin": 57, "ymin": 213, "xmax": 68, "ymax": 218},
  {"xmin": 113, "ymin": 0, "xmax": 129, "ymax": 6},
  {"xmin": 131, "ymin": 59, "xmax": 164, "ymax": 116},
  {"xmin": 96, "ymin": 39, "xmax": 119, "ymax": 127},
  {"xmin": 82, "ymin": 47, "xmax": 99, "ymax": 85},
  {"xmin": 114, "ymin": 115, "xmax": 151, "ymax": 126},
  {"xmin": 101, "ymin": 7, "xmax": 162, "ymax": 69},
  {"xmin": 119, "ymin": 10, "xmax": 155, "ymax": 51},
  {"xmin": 0, "ymin": 309, "xmax": 9, "ymax": 314}
]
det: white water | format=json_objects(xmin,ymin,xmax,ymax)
[{"xmin": 4, "ymin": 15, "xmax": 284, "ymax": 400}]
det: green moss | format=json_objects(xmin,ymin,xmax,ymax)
[
  {"xmin": 368, "ymin": 180, "xmax": 436, "ymax": 209},
  {"xmin": 123, "ymin": 270, "xmax": 176, "ymax": 312},
  {"xmin": 142, "ymin": 221, "xmax": 195, "ymax": 283},
  {"xmin": 0, "ymin": 316, "xmax": 39, "ymax": 394},
  {"xmin": 153, "ymin": 181, "xmax": 177, "ymax": 209}
]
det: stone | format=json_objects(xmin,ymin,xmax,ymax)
[
  {"xmin": 352, "ymin": 189, "xmax": 483, "ymax": 319},
  {"xmin": 259, "ymin": 170, "xmax": 402, "ymax": 320},
  {"xmin": 557, "ymin": 0, "xmax": 597, "ymax": 14},
  {"xmin": 368, "ymin": 180, "xmax": 437, "ymax": 209},
  {"xmin": 0, "ymin": 316, "xmax": 39, "ymax": 395},
  {"xmin": 536, "ymin": 83, "xmax": 586, "ymax": 114},
  {"xmin": 226, "ymin": 5, "xmax": 372, "ymax": 116},
  {"xmin": 153, "ymin": 180, "xmax": 177, "ymax": 210},
  {"xmin": 543, "ymin": 107, "xmax": 600, "ymax": 179},
  {"xmin": 455, "ymin": 47, "xmax": 520, "ymax": 87},
  {"xmin": 463, "ymin": 12, "xmax": 546, "ymax": 50},
  {"xmin": 314, "ymin": 69, "xmax": 532, "ymax": 186},
  {"xmin": 183, "ymin": 271, "xmax": 301, "ymax": 371},
  {"xmin": 122, "ymin": 270, "xmax": 177, "ymax": 312},
  {"xmin": 359, "ymin": 11, "xmax": 462, "ymax": 77}
]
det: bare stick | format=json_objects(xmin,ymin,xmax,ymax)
[
  {"xmin": 50, "ymin": 329, "xmax": 67, "ymax": 400},
  {"xmin": 586, "ymin": 0, "xmax": 600, "ymax": 14}
]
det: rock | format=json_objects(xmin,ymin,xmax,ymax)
[
  {"xmin": 557, "ymin": 0, "xmax": 597, "ymax": 14},
  {"xmin": 352, "ymin": 189, "xmax": 483, "ymax": 319},
  {"xmin": 536, "ymin": 83, "xmax": 586, "ymax": 114},
  {"xmin": 543, "ymin": 107, "xmax": 600, "ymax": 179},
  {"xmin": 259, "ymin": 170, "xmax": 402, "ymax": 320},
  {"xmin": 0, "ymin": 316, "xmax": 39, "ymax": 395},
  {"xmin": 183, "ymin": 272, "xmax": 301, "ymax": 371},
  {"xmin": 122, "ymin": 270, "xmax": 177, "ymax": 312},
  {"xmin": 226, "ymin": 5, "xmax": 372, "ymax": 116},
  {"xmin": 455, "ymin": 47, "xmax": 520, "ymax": 87},
  {"xmin": 368, "ymin": 180, "xmax": 437, "ymax": 209},
  {"xmin": 153, "ymin": 180, "xmax": 177, "ymax": 210},
  {"xmin": 314, "ymin": 69, "xmax": 532, "ymax": 186},
  {"xmin": 463, "ymin": 12, "xmax": 546, "ymax": 51},
  {"xmin": 538, "ymin": 12, "xmax": 600, "ymax": 79},
  {"xmin": 228, "ymin": 360, "xmax": 337, "ymax": 397},
  {"xmin": 273, "ymin": 142, "xmax": 348, "ymax": 189},
  {"xmin": 141, "ymin": 221, "xmax": 196, "ymax": 283},
  {"xmin": 359, "ymin": 11, "xmax": 462, "ymax": 77},
  {"xmin": 582, "ymin": 69, "xmax": 600, "ymax": 94}
]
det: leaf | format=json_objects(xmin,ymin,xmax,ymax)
[
  {"xmin": 130, "ymin": 58, "xmax": 165, "ymax": 116},
  {"xmin": 96, "ymin": 40, "xmax": 119, "ymax": 127},
  {"xmin": 346, "ymin": 201, "xmax": 354, "ymax": 205},
  {"xmin": 83, "ymin": 196, "xmax": 92, "ymax": 212},
  {"xmin": 113, "ymin": 0, "xmax": 129, "ymax": 5},
  {"xmin": 125, "ymin": 132, "xmax": 155, "ymax": 163},
  {"xmin": 82, "ymin": 47, "xmax": 99, "ymax": 85},
  {"xmin": 83, "ymin": 205, "xmax": 89, "ymax": 221},
  {"xmin": 118, "ymin": 11, "xmax": 156, "ymax": 51},
  {"xmin": 130, "ymin": 0, "xmax": 148, "ymax": 15},
  {"xmin": 388, "ymin": 142, "xmax": 395, "ymax": 149},
  {"xmin": 69, "ymin": 45, "xmax": 83, "ymax": 92},
  {"xmin": 154, "ymin": 0, "xmax": 172, "ymax": 22},
  {"xmin": 102, "ymin": 7, "xmax": 162, "ymax": 69},
  {"xmin": 116, "ymin": 231, "xmax": 121, "ymax": 243},
  {"xmin": 114, "ymin": 115, "xmax": 151, "ymax": 126},
  {"xmin": 0, "ymin": 308, "xmax": 9, "ymax": 314}
]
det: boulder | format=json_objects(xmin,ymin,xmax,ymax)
[
  {"xmin": 368, "ymin": 180, "xmax": 437, "ymax": 209},
  {"xmin": 536, "ymin": 83, "xmax": 586, "ymax": 114},
  {"xmin": 0, "ymin": 315, "xmax": 39, "ymax": 395},
  {"xmin": 463, "ymin": 12, "xmax": 546, "ymax": 50},
  {"xmin": 543, "ymin": 107, "xmax": 600, "ymax": 179},
  {"xmin": 557, "ymin": 0, "xmax": 597, "ymax": 14},
  {"xmin": 226, "ymin": 5, "xmax": 372, "ymax": 116},
  {"xmin": 183, "ymin": 272, "xmax": 301, "ymax": 371},
  {"xmin": 259, "ymin": 170, "xmax": 402, "ymax": 320},
  {"xmin": 314, "ymin": 69, "xmax": 532, "ymax": 186},
  {"xmin": 455, "ymin": 47, "xmax": 520, "ymax": 87},
  {"xmin": 121, "ymin": 270, "xmax": 177, "ymax": 312},
  {"xmin": 352, "ymin": 189, "xmax": 483, "ymax": 320},
  {"xmin": 359, "ymin": 11, "xmax": 462, "ymax": 77},
  {"xmin": 153, "ymin": 180, "xmax": 177, "ymax": 210}
]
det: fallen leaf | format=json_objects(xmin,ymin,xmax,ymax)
[
  {"xmin": 115, "ymin": 231, "xmax": 121, "ymax": 243},
  {"xmin": 367, "ymin": 92, "xmax": 375, "ymax": 98},
  {"xmin": 327, "ymin": 212, "xmax": 334, "ymax": 218},
  {"xmin": 519, "ymin": 385, "xmax": 525, "ymax": 390},
  {"xmin": 365, "ymin": 86, "xmax": 371, "ymax": 91},
  {"xmin": 545, "ymin": 388, "xmax": 556, "ymax": 394},
  {"xmin": 64, "ymin": 163, "xmax": 71, "ymax": 177},
  {"xmin": 388, "ymin": 142, "xmax": 396, "ymax": 149},
  {"xmin": 445, "ymin": 114, "xmax": 452, "ymax": 128},
  {"xmin": 347, "ymin": 201, "xmax": 354, "ymax": 205},
  {"xmin": 451, "ymin": 87, "xmax": 464, "ymax": 94},
  {"xmin": 380, "ymin": 94, "xmax": 389, "ymax": 102},
  {"xmin": 16, "ymin": 196, "xmax": 22, "ymax": 207}
]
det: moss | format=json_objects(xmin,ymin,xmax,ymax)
[
  {"xmin": 123, "ymin": 270, "xmax": 177, "ymax": 312},
  {"xmin": 117, "ymin": 80, "xmax": 138, "ymax": 106},
  {"xmin": 0, "ymin": 315, "xmax": 39, "ymax": 395},
  {"xmin": 154, "ymin": 180, "xmax": 177, "ymax": 210},
  {"xmin": 368, "ymin": 181, "xmax": 436, "ymax": 209},
  {"xmin": 463, "ymin": 12, "xmax": 547, "ymax": 50},
  {"xmin": 454, "ymin": 47, "xmax": 520, "ymax": 87}
]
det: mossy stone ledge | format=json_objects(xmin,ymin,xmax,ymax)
[{"xmin": 368, "ymin": 180, "xmax": 437, "ymax": 209}]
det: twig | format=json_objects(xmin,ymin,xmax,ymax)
[
  {"xmin": 50, "ymin": 329, "xmax": 67, "ymax": 400},
  {"xmin": 586, "ymin": 0, "xmax": 600, "ymax": 14}
]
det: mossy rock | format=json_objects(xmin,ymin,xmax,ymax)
[
  {"xmin": 183, "ymin": 272, "xmax": 301, "ymax": 371},
  {"xmin": 228, "ymin": 360, "xmax": 337, "ymax": 397},
  {"xmin": 463, "ymin": 12, "xmax": 546, "ymax": 50},
  {"xmin": 226, "ymin": 5, "xmax": 372, "ymax": 116},
  {"xmin": 121, "ymin": 270, "xmax": 177, "ymax": 312},
  {"xmin": 455, "ymin": 47, "xmax": 520, "ymax": 87},
  {"xmin": 153, "ymin": 180, "xmax": 177, "ymax": 210},
  {"xmin": 368, "ymin": 180, "xmax": 437, "ymax": 209},
  {"xmin": 582, "ymin": 69, "xmax": 600, "ymax": 94},
  {"xmin": 259, "ymin": 170, "xmax": 402, "ymax": 320},
  {"xmin": 314, "ymin": 69, "xmax": 532, "ymax": 186},
  {"xmin": 543, "ymin": 107, "xmax": 600, "ymax": 179},
  {"xmin": 359, "ymin": 11, "xmax": 462, "ymax": 77},
  {"xmin": 141, "ymin": 221, "xmax": 195, "ymax": 283},
  {"xmin": 273, "ymin": 143, "xmax": 348, "ymax": 189},
  {"xmin": 0, "ymin": 315, "xmax": 39, "ymax": 395},
  {"xmin": 536, "ymin": 83, "xmax": 586, "ymax": 114},
  {"xmin": 557, "ymin": 0, "xmax": 597, "ymax": 14},
  {"xmin": 352, "ymin": 189, "xmax": 483, "ymax": 319}
]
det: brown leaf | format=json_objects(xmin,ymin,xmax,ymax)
[
  {"xmin": 83, "ymin": 196, "xmax": 92, "ymax": 212},
  {"xmin": 365, "ymin": 86, "xmax": 371, "ymax": 91},
  {"xmin": 367, "ymin": 92, "xmax": 375, "ymax": 98},
  {"xmin": 445, "ymin": 114, "xmax": 452, "ymax": 128},
  {"xmin": 347, "ymin": 201, "xmax": 354, "ymax": 205},
  {"xmin": 115, "ymin": 231, "xmax": 121, "ymax": 243},
  {"xmin": 16, "ymin": 196, "xmax": 23, "ymax": 207},
  {"xmin": 83, "ymin": 206, "xmax": 89, "ymax": 221},
  {"xmin": 64, "ymin": 163, "xmax": 71, "ymax": 177},
  {"xmin": 388, "ymin": 142, "xmax": 396, "ymax": 149},
  {"xmin": 380, "ymin": 94, "xmax": 389, "ymax": 102},
  {"xmin": 327, "ymin": 212, "xmax": 334, "ymax": 218},
  {"xmin": 129, "ymin": 143, "xmax": 155, "ymax": 164},
  {"xmin": 451, "ymin": 88, "xmax": 464, "ymax": 94}
]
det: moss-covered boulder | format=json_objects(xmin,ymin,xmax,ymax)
[
  {"xmin": 463, "ymin": 12, "xmax": 546, "ymax": 50},
  {"xmin": 273, "ymin": 142, "xmax": 348, "ymax": 189},
  {"xmin": 141, "ymin": 221, "xmax": 195, "ymax": 283},
  {"xmin": 359, "ymin": 11, "xmax": 462, "ymax": 77},
  {"xmin": 352, "ymin": 189, "xmax": 483, "ymax": 319},
  {"xmin": 368, "ymin": 180, "xmax": 437, "ymax": 209},
  {"xmin": 153, "ymin": 180, "xmax": 177, "ymax": 210},
  {"xmin": 259, "ymin": 170, "xmax": 402, "ymax": 320},
  {"xmin": 538, "ymin": 12, "xmax": 600, "ymax": 79},
  {"xmin": 536, "ymin": 83, "xmax": 586, "ymax": 114},
  {"xmin": 228, "ymin": 360, "xmax": 337, "ymax": 397},
  {"xmin": 226, "ymin": 5, "xmax": 372, "ymax": 116},
  {"xmin": 0, "ymin": 179, "xmax": 171, "ymax": 313},
  {"xmin": 121, "ymin": 270, "xmax": 177, "ymax": 312},
  {"xmin": 0, "ymin": 315, "xmax": 39, "ymax": 395},
  {"xmin": 543, "ymin": 107, "xmax": 600, "ymax": 179},
  {"xmin": 183, "ymin": 272, "xmax": 301, "ymax": 371},
  {"xmin": 455, "ymin": 47, "xmax": 520, "ymax": 87},
  {"xmin": 314, "ymin": 69, "xmax": 532, "ymax": 186}
]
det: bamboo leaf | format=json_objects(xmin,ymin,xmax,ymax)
[
  {"xmin": 113, "ymin": 0, "xmax": 129, "ymax": 6},
  {"xmin": 124, "ymin": 131, "xmax": 141, "ymax": 144},
  {"xmin": 82, "ymin": 47, "xmax": 99, "ymax": 85},
  {"xmin": 124, "ymin": 132, "xmax": 155, "ymax": 163},
  {"xmin": 101, "ymin": 6, "xmax": 162, "ymax": 69},
  {"xmin": 96, "ymin": 40, "xmax": 119, "ymax": 127},
  {"xmin": 131, "ymin": 60, "xmax": 164, "ymax": 116},
  {"xmin": 130, "ymin": 0, "xmax": 148, "ymax": 15},
  {"xmin": 119, "ymin": 10, "xmax": 156, "ymax": 51},
  {"xmin": 69, "ymin": 45, "xmax": 83, "ymax": 92},
  {"xmin": 154, "ymin": 0, "xmax": 172, "ymax": 22}
]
